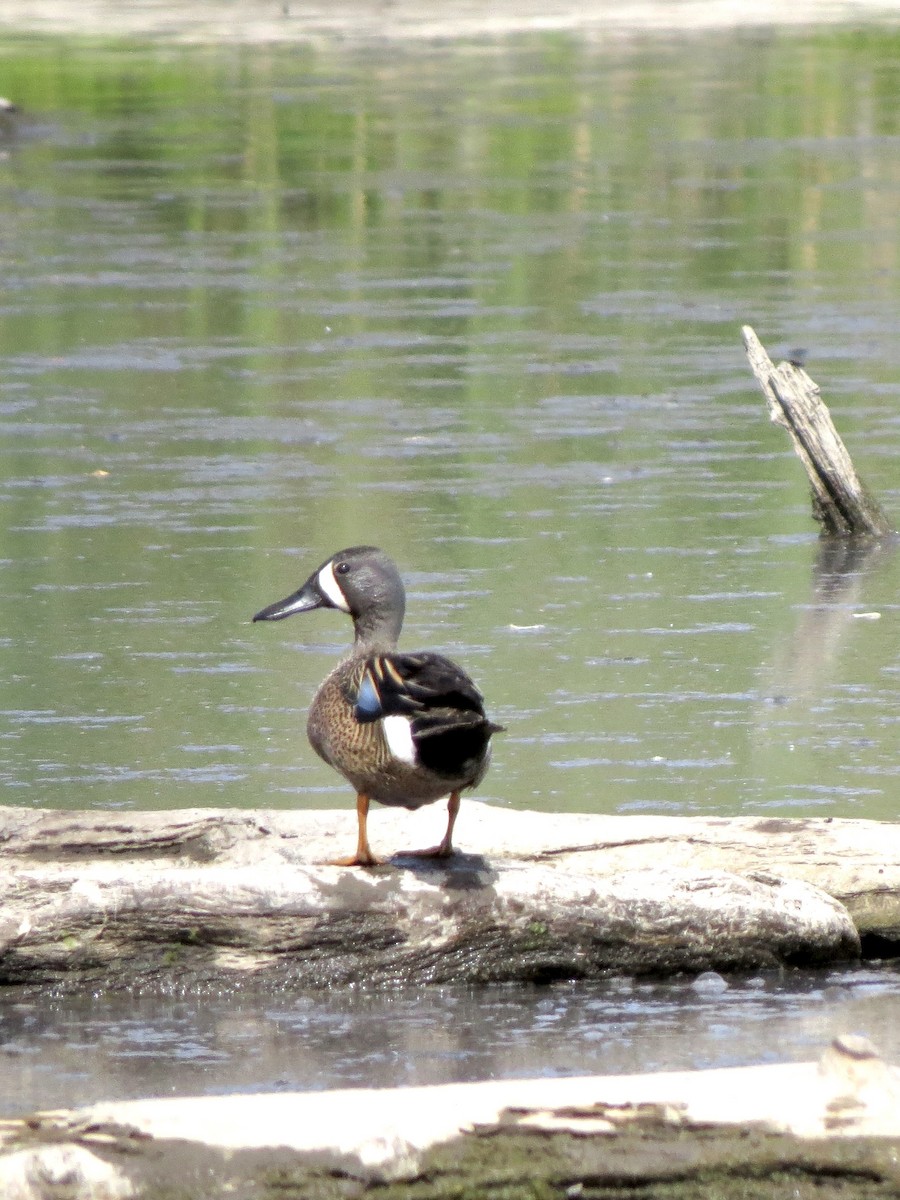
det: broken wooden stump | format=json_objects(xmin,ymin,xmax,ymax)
[
  {"xmin": 5, "ymin": 805, "xmax": 900, "ymax": 991},
  {"xmin": 742, "ymin": 325, "xmax": 894, "ymax": 538}
]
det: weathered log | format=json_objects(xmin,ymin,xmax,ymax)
[
  {"xmin": 2, "ymin": 1036, "xmax": 899, "ymax": 1198},
  {"xmin": 742, "ymin": 325, "xmax": 894, "ymax": 538},
  {"xmin": 4, "ymin": 805, "xmax": 896, "ymax": 990}
]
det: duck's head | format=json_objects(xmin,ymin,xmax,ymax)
[{"xmin": 252, "ymin": 545, "xmax": 406, "ymax": 646}]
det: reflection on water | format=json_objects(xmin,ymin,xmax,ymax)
[
  {"xmin": 2, "ymin": 966, "xmax": 900, "ymax": 1117},
  {"xmin": 0, "ymin": 28, "xmax": 897, "ymax": 824}
]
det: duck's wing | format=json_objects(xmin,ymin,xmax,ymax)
[
  {"xmin": 353, "ymin": 652, "xmax": 503, "ymax": 777},
  {"xmin": 354, "ymin": 652, "xmax": 484, "ymax": 719}
]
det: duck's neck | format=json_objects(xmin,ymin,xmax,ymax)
[{"xmin": 352, "ymin": 604, "xmax": 404, "ymax": 654}]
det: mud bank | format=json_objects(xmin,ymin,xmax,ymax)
[
  {"xmin": 0, "ymin": 0, "xmax": 898, "ymax": 44},
  {"xmin": 2, "ymin": 1036, "xmax": 900, "ymax": 1199}
]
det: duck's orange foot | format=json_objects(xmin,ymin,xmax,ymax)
[
  {"xmin": 331, "ymin": 853, "xmax": 381, "ymax": 868},
  {"xmin": 405, "ymin": 842, "xmax": 455, "ymax": 859}
]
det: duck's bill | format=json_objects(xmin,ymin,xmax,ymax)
[{"xmin": 252, "ymin": 579, "xmax": 323, "ymax": 622}]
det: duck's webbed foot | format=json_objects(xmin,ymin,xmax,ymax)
[{"xmin": 331, "ymin": 851, "xmax": 381, "ymax": 867}]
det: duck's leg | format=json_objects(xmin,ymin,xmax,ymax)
[
  {"xmin": 409, "ymin": 791, "xmax": 460, "ymax": 859},
  {"xmin": 437, "ymin": 790, "xmax": 461, "ymax": 856},
  {"xmin": 332, "ymin": 792, "xmax": 379, "ymax": 867}
]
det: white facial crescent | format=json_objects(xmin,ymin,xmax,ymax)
[{"xmin": 317, "ymin": 562, "xmax": 351, "ymax": 612}]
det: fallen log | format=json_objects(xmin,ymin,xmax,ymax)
[
  {"xmin": 1, "ymin": 1036, "xmax": 899, "ymax": 1198},
  {"xmin": 5, "ymin": 805, "xmax": 898, "ymax": 990},
  {"xmin": 742, "ymin": 325, "xmax": 894, "ymax": 538}
]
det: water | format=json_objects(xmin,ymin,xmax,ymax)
[
  {"xmin": 0, "ymin": 28, "xmax": 897, "ymax": 819},
  {"xmin": 0, "ymin": 20, "xmax": 899, "ymax": 1115},
  {"xmin": 2, "ymin": 966, "xmax": 900, "ymax": 1117}
]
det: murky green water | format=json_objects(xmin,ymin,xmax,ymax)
[
  {"xmin": 0, "ymin": 19, "xmax": 899, "ymax": 1121},
  {"xmin": 0, "ymin": 27, "xmax": 898, "ymax": 824},
  {"xmin": 2, "ymin": 967, "xmax": 900, "ymax": 1116}
]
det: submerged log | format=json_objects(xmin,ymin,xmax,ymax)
[
  {"xmin": 3, "ymin": 804, "xmax": 898, "ymax": 989},
  {"xmin": 1, "ymin": 1036, "xmax": 899, "ymax": 1198},
  {"xmin": 742, "ymin": 325, "xmax": 894, "ymax": 538}
]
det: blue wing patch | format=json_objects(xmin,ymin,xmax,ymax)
[{"xmin": 354, "ymin": 671, "xmax": 383, "ymax": 721}]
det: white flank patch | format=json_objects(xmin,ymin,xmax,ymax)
[
  {"xmin": 383, "ymin": 715, "xmax": 417, "ymax": 765},
  {"xmin": 317, "ymin": 562, "xmax": 351, "ymax": 612}
]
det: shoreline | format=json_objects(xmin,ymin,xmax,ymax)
[
  {"xmin": 0, "ymin": 0, "xmax": 897, "ymax": 44},
  {"xmin": 3, "ymin": 1039, "xmax": 900, "ymax": 1197}
]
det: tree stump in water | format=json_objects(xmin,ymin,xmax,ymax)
[{"xmin": 742, "ymin": 325, "xmax": 894, "ymax": 538}]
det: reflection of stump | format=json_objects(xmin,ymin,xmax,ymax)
[{"xmin": 742, "ymin": 326, "xmax": 894, "ymax": 538}]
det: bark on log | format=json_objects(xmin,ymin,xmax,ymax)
[
  {"xmin": 742, "ymin": 325, "xmax": 894, "ymax": 538},
  {"xmin": 1, "ymin": 1036, "xmax": 899, "ymax": 1198},
  {"xmin": 2, "ymin": 805, "xmax": 893, "ymax": 990}
]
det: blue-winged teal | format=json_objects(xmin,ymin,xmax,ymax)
[{"xmin": 252, "ymin": 545, "xmax": 503, "ymax": 866}]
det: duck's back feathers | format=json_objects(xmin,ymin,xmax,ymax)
[
  {"xmin": 352, "ymin": 652, "xmax": 485, "ymax": 720},
  {"xmin": 351, "ymin": 651, "xmax": 502, "ymax": 781}
]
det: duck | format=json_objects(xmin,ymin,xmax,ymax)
[{"xmin": 252, "ymin": 545, "xmax": 503, "ymax": 866}]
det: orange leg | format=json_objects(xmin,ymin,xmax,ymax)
[
  {"xmin": 332, "ymin": 793, "xmax": 379, "ymax": 867},
  {"xmin": 409, "ymin": 791, "xmax": 460, "ymax": 859}
]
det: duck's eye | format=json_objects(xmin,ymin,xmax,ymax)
[{"xmin": 335, "ymin": 561, "xmax": 350, "ymax": 575}]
